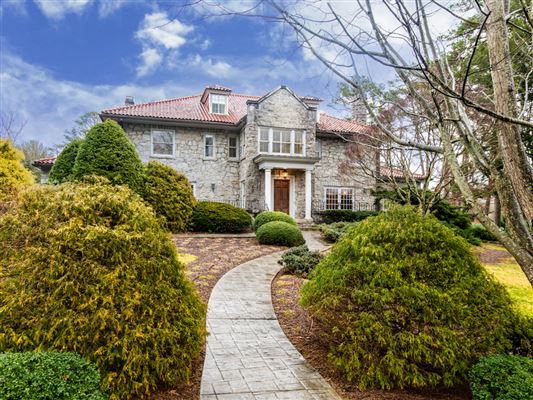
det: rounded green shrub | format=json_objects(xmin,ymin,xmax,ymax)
[
  {"xmin": 48, "ymin": 138, "xmax": 83, "ymax": 184},
  {"xmin": 278, "ymin": 245, "xmax": 323, "ymax": 278},
  {"xmin": 192, "ymin": 201, "xmax": 252, "ymax": 233},
  {"xmin": 300, "ymin": 206, "xmax": 517, "ymax": 390},
  {"xmin": 72, "ymin": 120, "xmax": 144, "ymax": 193},
  {"xmin": 0, "ymin": 139, "xmax": 34, "ymax": 201},
  {"xmin": 0, "ymin": 352, "xmax": 106, "ymax": 400},
  {"xmin": 470, "ymin": 355, "xmax": 533, "ymax": 400},
  {"xmin": 253, "ymin": 211, "xmax": 296, "ymax": 230},
  {"xmin": 256, "ymin": 221, "xmax": 305, "ymax": 247},
  {"xmin": 142, "ymin": 161, "xmax": 196, "ymax": 233},
  {"xmin": 0, "ymin": 182, "xmax": 205, "ymax": 400},
  {"xmin": 468, "ymin": 223, "xmax": 497, "ymax": 242}
]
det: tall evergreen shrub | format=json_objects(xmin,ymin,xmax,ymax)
[
  {"xmin": 72, "ymin": 120, "xmax": 144, "ymax": 192},
  {"xmin": 48, "ymin": 138, "xmax": 83, "ymax": 184},
  {"xmin": 301, "ymin": 206, "xmax": 518, "ymax": 390},
  {"xmin": 141, "ymin": 161, "xmax": 196, "ymax": 233},
  {"xmin": 0, "ymin": 139, "xmax": 34, "ymax": 201},
  {"xmin": 0, "ymin": 182, "xmax": 205, "ymax": 399}
]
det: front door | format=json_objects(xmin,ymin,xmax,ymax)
[{"xmin": 274, "ymin": 179, "xmax": 290, "ymax": 214}]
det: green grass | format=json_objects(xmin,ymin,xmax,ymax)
[{"xmin": 478, "ymin": 244, "xmax": 533, "ymax": 318}]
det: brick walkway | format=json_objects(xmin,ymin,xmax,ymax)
[{"xmin": 200, "ymin": 232, "xmax": 339, "ymax": 399}]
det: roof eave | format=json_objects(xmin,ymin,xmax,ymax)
[{"xmin": 100, "ymin": 113, "xmax": 243, "ymax": 131}]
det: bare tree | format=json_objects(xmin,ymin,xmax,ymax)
[
  {"xmin": 184, "ymin": 0, "xmax": 533, "ymax": 283},
  {"xmin": 0, "ymin": 111, "xmax": 27, "ymax": 143}
]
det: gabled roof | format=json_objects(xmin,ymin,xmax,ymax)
[{"xmin": 100, "ymin": 86, "xmax": 374, "ymax": 136}]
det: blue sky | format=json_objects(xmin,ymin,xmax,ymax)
[{"xmin": 0, "ymin": 0, "xmax": 347, "ymax": 147}]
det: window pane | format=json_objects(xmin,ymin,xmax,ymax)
[
  {"xmin": 294, "ymin": 143, "xmax": 303, "ymax": 154},
  {"xmin": 340, "ymin": 189, "xmax": 353, "ymax": 210},
  {"xmin": 282, "ymin": 143, "xmax": 291, "ymax": 154},
  {"xmin": 260, "ymin": 128, "xmax": 269, "ymax": 141},
  {"xmin": 153, "ymin": 130, "xmax": 173, "ymax": 145},
  {"xmin": 272, "ymin": 143, "xmax": 281, "ymax": 153},
  {"xmin": 260, "ymin": 141, "xmax": 269, "ymax": 152},
  {"xmin": 294, "ymin": 131, "xmax": 303, "ymax": 143},
  {"xmin": 205, "ymin": 136, "xmax": 214, "ymax": 157},
  {"xmin": 153, "ymin": 143, "xmax": 173, "ymax": 155},
  {"xmin": 282, "ymin": 131, "xmax": 291, "ymax": 142},
  {"xmin": 229, "ymin": 137, "xmax": 237, "ymax": 147},
  {"xmin": 315, "ymin": 139, "xmax": 322, "ymax": 157},
  {"xmin": 326, "ymin": 188, "xmax": 338, "ymax": 210},
  {"xmin": 273, "ymin": 131, "xmax": 281, "ymax": 141}
]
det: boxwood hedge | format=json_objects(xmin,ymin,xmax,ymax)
[
  {"xmin": 256, "ymin": 220, "xmax": 305, "ymax": 247},
  {"xmin": 253, "ymin": 211, "xmax": 296, "ymax": 230},
  {"xmin": 191, "ymin": 201, "xmax": 252, "ymax": 233}
]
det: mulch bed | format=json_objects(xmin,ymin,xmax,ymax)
[
  {"xmin": 149, "ymin": 236, "xmax": 283, "ymax": 400},
  {"xmin": 271, "ymin": 273, "xmax": 470, "ymax": 400},
  {"xmin": 474, "ymin": 244, "xmax": 511, "ymax": 264}
]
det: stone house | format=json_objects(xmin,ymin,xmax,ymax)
[{"xmin": 36, "ymin": 85, "xmax": 379, "ymax": 220}]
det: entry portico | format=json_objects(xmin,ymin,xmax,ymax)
[{"xmin": 253, "ymin": 154, "xmax": 319, "ymax": 221}]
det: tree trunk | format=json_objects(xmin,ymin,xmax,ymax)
[{"xmin": 485, "ymin": 0, "xmax": 533, "ymax": 227}]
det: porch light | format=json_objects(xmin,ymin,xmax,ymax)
[{"xmin": 280, "ymin": 169, "xmax": 288, "ymax": 177}]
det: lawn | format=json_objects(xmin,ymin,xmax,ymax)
[{"xmin": 476, "ymin": 243, "xmax": 533, "ymax": 317}]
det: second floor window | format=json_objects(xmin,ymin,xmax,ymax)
[
  {"xmin": 258, "ymin": 127, "xmax": 305, "ymax": 156},
  {"xmin": 210, "ymin": 94, "xmax": 227, "ymax": 114},
  {"xmin": 204, "ymin": 135, "xmax": 215, "ymax": 158},
  {"xmin": 228, "ymin": 136, "xmax": 238, "ymax": 159},
  {"xmin": 152, "ymin": 130, "xmax": 174, "ymax": 156}
]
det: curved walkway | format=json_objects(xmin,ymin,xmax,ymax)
[{"xmin": 200, "ymin": 232, "xmax": 339, "ymax": 400}]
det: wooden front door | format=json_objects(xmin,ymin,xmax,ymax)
[{"xmin": 274, "ymin": 179, "xmax": 290, "ymax": 214}]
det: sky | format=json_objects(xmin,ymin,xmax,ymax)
[
  {"xmin": 0, "ymin": 0, "xmax": 459, "ymax": 149},
  {"xmin": 0, "ymin": 0, "xmax": 350, "ymax": 147}
]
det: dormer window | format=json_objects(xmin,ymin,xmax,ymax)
[{"xmin": 210, "ymin": 94, "xmax": 228, "ymax": 114}]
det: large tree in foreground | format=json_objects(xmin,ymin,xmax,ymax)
[{"xmin": 189, "ymin": 0, "xmax": 533, "ymax": 283}]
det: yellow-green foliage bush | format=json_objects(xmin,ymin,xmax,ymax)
[
  {"xmin": 300, "ymin": 207, "xmax": 518, "ymax": 390},
  {"xmin": 0, "ymin": 139, "xmax": 34, "ymax": 201},
  {"xmin": 0, "ymin": 182, "xmax": 206, "ymax": 399},
  {"xmin": 141, "ymin": 161, "xmax": 196, "ymax": 233}
]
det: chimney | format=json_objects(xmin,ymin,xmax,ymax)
[
  {"xmin": 125, "ymin": 96, "xmax": 134, "ymax": 105},
  {"xmin": 351, "ymin": 97, "xmax": 368, "ymax": 123}
]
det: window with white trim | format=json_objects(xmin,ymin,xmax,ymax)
[
  {"xmin": 258, "ymin": 127, "xmax": 305, "ymax": 156},
  {"xmin": 315, "ymin": 139, "xmax": 322, "ymax": 158},
  {"xmin": 325, "ymin": 187, "xmax": 354, "ymax": 210},
  {"xmin": 151, "ymin": 130, "xmax": 174, "ymax": 156},
  {"xmin": 204, "ymin": 135, "xmax": 215, "ymax": 158},
  {"xmin": 210, "ymin": 94, "xmax": 228, "ymax": 114},
  {"xmin": 228, "ymin": 136, "xmax": 238, "ymax": 159}
]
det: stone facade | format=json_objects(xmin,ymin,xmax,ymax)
[{"xmin": 118, "ymin": 87, "xmax": 377, "ymax": 220}]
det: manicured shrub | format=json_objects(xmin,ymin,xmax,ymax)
[
  {"xmin": 48, "ymin": 138, "xmax": 83, "ymax": 184},
  {"xmin": 142, "ymin": 161, "xmax": 196, "ymax": 233},
  {"xmin": 300, "ymin": 206, "xmax": 517, "ymax": 390},
  {"xmin": 319, "ymin": 222, "xmax": 358, "ymax": 242},
  {"xmin": 191, "ymin": 201, "xmax": 252, "ymax": 233},
  {"xmin": 431, "ymin": 199, "xmax": 471, "ymax": 230},
  {"xmin": 72, "ymin": 120, "xmax": 144, "ymax": 193},
  {"xmin": 0, "ymin": 352, "xmax": 106, "ymax": 400},
  {"xmin": 319, "ymin": 209, "xmax": 378, "ymax": 224},
  {"xmin": 469, "ymin": 355, "xmax": 533, "ymax": 400},
  {"xmin": 0, "ymin": 182, "xmax": 205, "ymax": 399},
  {"xmin": 256, "ymin": 221, "xmax": 305, "ymax": 247},
  {"xmin": 253, "ymin": 210, "xmax": 297, "ymax": 230},
  {"xmin": 468, "ymin": 223, "xmax": 497, "ymax": 242},
  {"xmin": 0, "ymin": 139, "xmax": 34, "ymax": 201},
  {"xmin": 278, "ymin": 245, "xmax": 323, "ymax": 278}
]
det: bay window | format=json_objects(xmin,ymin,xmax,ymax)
[{"xmin": 258, "ymin": 127, "xmax": 305, "ymax": 156}]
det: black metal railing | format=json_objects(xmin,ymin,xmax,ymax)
[
  {"xmin": 197, "ymin": 199, "xmax": 268, "ymax": 213},
  {"xmin": 312, "ymin": 199, "xmax": 376, "ymax": 212}
]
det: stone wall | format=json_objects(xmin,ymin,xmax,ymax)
[
  {"xmin": 313, "ymin": 136, "xmax": 376, "ymax": 213},
  {"xmin": 122, "ymin": 122, "xmax": 240, "ymax": 202}
]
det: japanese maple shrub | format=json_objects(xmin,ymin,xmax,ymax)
[
  {"xmin": 300, "ymin": 206, "xmax": 517, "ymax": 390},
  {"xmin": 141, "ymin": 161, "xmax": 196, "ymax": 233},
  {"xmin": 0, "ymin": 181, "xmax": 205, "ymax": 399},
  {"xmin": 72, "ymin": 120, "xmax": 144, "ymax": 193}
]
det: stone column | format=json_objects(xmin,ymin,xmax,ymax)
[
  {"xmin": 265, "ymin": 168, "xmax": 272, "ymax": 211},
  {"xmin": 305, "ymin": 169, "xmax": 312, "ymax": 220}
]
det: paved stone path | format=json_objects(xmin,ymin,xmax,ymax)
[{"xmin": 200, "ymin": 231, "xmax": 339, "ymax": 399}]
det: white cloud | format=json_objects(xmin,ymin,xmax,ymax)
[
  {"xmin": 136, "ymin": 11, "xmax": 193, "ymax": 49},
  {"xmin": 98, "ymin": 0, "xmax": 127, "ymax": 17},
  {"xmin": 136, "ymin": 47, "xmax": 163, "ymax": 77},
  {"xmin": 189, "ymin": 54, "xmax": 232, "ymax": 78},
  {"xmin": 0, "ymin": 0, "xmax": 27, "ymax": 17},
  {"xmin": 0, "ymin": 50, "xmax": 198, "ymax": 146},
  {"xmin": 134, "ymin": 10, "xmax": 194, "ymax": 77},
  {"xmin": 33, "ymin": 0, "xmax": 92, "ymax": 20}
]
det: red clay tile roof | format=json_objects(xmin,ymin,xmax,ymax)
[
  {"xmin": 317, "ymin": 113, "xmax": 374, "ymax": 135},
  {"xmin": 101, "ymin": 89, "xmax": 374, "ymax": 135},
  {"xmin": 380, "ymin": 166, "xmax": 426, "ymax": 180},
  {"xmin": 205, "ymin": 84, "xmax": 232, "ymax": 92},
  {"xmin": 101, "ymin": 93, "xmax": 259, "ymax": 125},
  {"xmin": 32, "ymin": 156, "xmax": 56, "ymax": 166}
]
